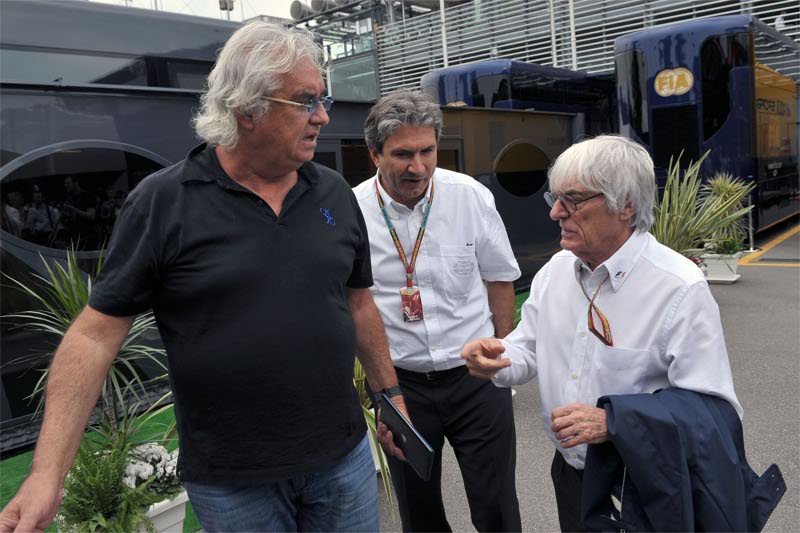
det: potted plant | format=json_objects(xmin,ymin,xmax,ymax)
[
  {"xmin": 698, "ymin": 173, "xmax": 754, "ymax": 283},
  {"xmin": 56, "ymin": 433, "xmax": 159, "ymax": 533},
  {"xmin": 2, "ymin": 248, "xmax": 168, "ymax": 431},
  {"xmin": 3, "ymin": 249, "xmax": 188, "ymax": 531},
  {"xmin": 651, "ymin": 153, "xmax": 754, "ymax": 273},
  {"xmin": 125, "ymin": 442, "xmax": 186, "ymax": 532},
  {"xmin": 353, "ymin": 359, "xmax": 394, "ymax": 516},
  {"xmin": 701, "ymin": 238, "xmax": 744, "ymax": 283}
]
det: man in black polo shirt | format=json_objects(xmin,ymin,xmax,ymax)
[{"xmin": 0, "ymin": 21, "xmax": 406, "ymax": 533}]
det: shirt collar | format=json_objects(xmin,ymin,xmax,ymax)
[
  {"xmin": 572, "ymin": 230, "xmax": 649, "ymax": 292},
  {"xmin": 374, "ymin": 171, "xmax": 433, "ymax": 214},
  {"xmin": 181, "ymin": 143, "xmax": 318, "ymax": 187}
]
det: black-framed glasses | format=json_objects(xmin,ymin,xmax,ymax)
[
  {"xmin": 261, "ymin": 95, "xmax": 334, "ymax": 114},
  {"xmin": 544, "ymin": 191, "xmax": 604, "ymax": 215}
]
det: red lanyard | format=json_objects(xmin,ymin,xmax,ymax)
[{"xmin": 375, "ymin": 178, "xmax": 434, "ymax": 287}]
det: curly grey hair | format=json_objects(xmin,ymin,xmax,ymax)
[
  {"xmin": 193, "ymin": 21, "xmax": 322, "ymax": 150},
  {"xmin": 548, "ymin": 135, "xmax": 656, "ymax": 232},
  {"xmin": 364, "ymin": 90, "xmax": 443, "ymax": 154}
]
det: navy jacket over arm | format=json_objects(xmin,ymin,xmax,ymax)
[{"xmin": 582, "ymin": 388, "xmax": 785, "ymax": 532}]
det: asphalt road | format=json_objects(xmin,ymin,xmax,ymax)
[{"xmin": 377, "ymin": 222, "xmax": 800, "ymax": 532}]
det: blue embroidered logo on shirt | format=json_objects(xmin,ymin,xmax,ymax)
[{"xmin": 320, "ymin": 208, "xmax": 336, "ymax": 226}]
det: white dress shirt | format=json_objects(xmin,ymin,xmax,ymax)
[
  {"xmin": 493, "ymin": 230, "xmax": 742, "ymax": 469},
  {"xmin": 354, "ymin": 168, "xmax": 520, "ymax": 372}
]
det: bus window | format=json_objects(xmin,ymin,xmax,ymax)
[
  {"xmin": 493, "ymin": 142, "xmax": 549, "ymax": 197},
  {"xmin": 475, "ymin": 74, "xmax": 509, "ymax": 108},
  {"xmin": 0, "ymin": 148, "xmax": 163, "ymax": 250},
  {"xmin": 164, "ymin": 59, "xmax": 212, "ymax": 90},
  {"xmin": 701, "ymin": 34, "xmax": 750, "ymax": 141},
  {"xmin": 615, "ymin": 50, "xmax": 649, "ymax": 144},
  {"xmin": 1, "ymin": 48, "xmax": 147, "ymax": 87}
]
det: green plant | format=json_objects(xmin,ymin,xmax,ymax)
[
  {"xmin": 651, "ymin": 152, "xmax": 755, "ymax": 257},
  {"xmin": 2, "ymin": 247, "xmax": 167, "ymax": 437},
  {"xmin": 56, "ymin": 433, "xmax": 158, "ymax": 533},
  {"xmin": 353, "ymin": 358, "xmax": 394, "ymax": 517},
  {"xmin": 707, "ymin": 238, "xmax": 744, "ymax": 256},
  {"xmin": 700, "ymin": 172, "xmax": 753, "ymax": 245}
]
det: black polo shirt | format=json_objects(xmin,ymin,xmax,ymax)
[{"xmin": 89, "ymin": 144, "xmax": 371, "ymax": 483}]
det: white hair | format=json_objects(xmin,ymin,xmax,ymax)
[
  {"xmin": 193, "ymin": 21, "xmax": 323, "ymax": 150},
  {"xmin": 548, "ymin": 135, "xmax": 655, "ymax": 232}
]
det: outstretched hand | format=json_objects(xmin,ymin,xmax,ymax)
[{"xmin": 460, "ymin": 338, "xmax": 511, "ymax": 379}]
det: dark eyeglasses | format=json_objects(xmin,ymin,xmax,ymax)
[
  {"xmin": 261, "ymin": 95, "xmax": 334, "ymax": 114},
  {"xmin": 544, "ymin": 191, "xmax": 604, "ymax": 215}
]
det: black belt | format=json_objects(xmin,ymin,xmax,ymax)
[{"xmin": 394, "ymin": 364, "xmax": 467, "ymax": 382}]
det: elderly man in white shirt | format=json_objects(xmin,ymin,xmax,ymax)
[
  {"xmin": 354, "ymin": 90, "xmax": 522, "ymax": 532},
  {"xmin": 462, "ymin": 135, "xmax": 741, "ymax": 532}
]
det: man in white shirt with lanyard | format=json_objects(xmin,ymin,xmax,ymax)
[
  {"xmin": 353, "ymin": 90, "xmax": 522, "ymax": 532},
  {"xmin": 462, "ymin": 135, "xmax": 742, "ymax": 532}
]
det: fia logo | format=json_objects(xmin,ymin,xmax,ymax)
[
  {"xmin": 320, "ymin": 207, "xmax": 336, "ymax": 227},
  {"xmin": 614, "ymin": 271, "xmax": 626, "ymax": 279},
  {"xmin": 654, "ymin": 67, "xmax": 693, "ymax": 97}
]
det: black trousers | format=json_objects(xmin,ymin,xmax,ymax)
[
  {"xmin": 551, "ymin": 450, "xmax": 586, "ymax": 533},
  {"xmin": 387, "ymin": 365, "xmax": 521, "ymax": 532}
]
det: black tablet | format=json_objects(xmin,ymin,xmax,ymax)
[{"xmin": 380, "ymin": 393, "xmax": 435, "ymax": 482}]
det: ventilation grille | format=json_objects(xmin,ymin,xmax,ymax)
[
  {"xmin": 374, "ymin": 0, "xmax": 800, "ymax": 94},
  {"xmin": 651, "ymin": 105, "xmax": 700, "ymax": 169},
  {"xmin": 751, "ymin": 257, "xmax": 800, "ymax": 263}
]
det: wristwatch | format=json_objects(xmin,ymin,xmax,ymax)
[{"xmin": 379, "ymin": 385, "xmax": 403, "ymax": 400}]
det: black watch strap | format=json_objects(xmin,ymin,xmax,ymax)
[{"xmin": 379, "ymin": 385, "xmax": 403, "ymax": 400}]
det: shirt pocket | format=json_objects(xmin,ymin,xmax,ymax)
[
  {"xmin": 590, "ymin": 344, "xmax": 656, "ymax": 396},
  {"xmin": 437, "ymin": 244, "xmax": 479, "ymax": 304}
]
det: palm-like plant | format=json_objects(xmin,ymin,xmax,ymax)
[
  {"xmin": 651, "ymin": 152, "xmax": 755, "ymax": 257},
  {"xmin": 700, "ymin": 172, "xmax": 753, "ymax": 247},
  {"xmin": 353, "ymin": 358, "xmax": 394, "ymax": 515},
  {"xmin": 2, "ymin": 247, "xmax": 167, "ymax": 436}
]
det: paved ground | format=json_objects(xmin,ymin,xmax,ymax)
[{"xmin": 376, "ymin": 221, "xmax": 800, "ymax": 532}]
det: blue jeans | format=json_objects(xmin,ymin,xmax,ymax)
[{"xmin": 185, "ymin": 434, "xmax": 379, "ymax": 532}]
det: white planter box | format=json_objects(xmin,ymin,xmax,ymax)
[
  {"xmin": 143, "ymin": 490, "xmax": 188, "ymax": 532},
  {"xmin": 701, "ymin": 252, "xmax": 742, "ymax": 284}
]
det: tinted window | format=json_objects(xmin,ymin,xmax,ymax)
[
  {"xmin": 615, "ymin": 50, "xmax": 649, "ymax": 144},
  {"xmin": 341, "ymin": 140, "xmax": 375, "ymax": 187},
  {"xmin": 494, "ymin": 142, "xmax": 549, "ymax": 197},
  {"xmin": 470, "ymin": 74, "xmax": 509, "ymax": 108},
  {"xmin": 701, "ymin": 33, "xmax": 750, "ymax": 141},
  {"xmin": 1, "ymin": 148, "xmax": 164, "ymax": 250},
  {"xmin": 330, "ymin": 54, "xmax": 378, "ymax": 102},
  {"xmin": 165, "ymin": 60, "xmax": 211, "ymax": 90},
  {"xmin": 1, "ymin": 48, "xmax": 146, "ymax": 86},
  {"xmin": 510, "ymin": 72, "xmax": 613, "ymax": 109}
]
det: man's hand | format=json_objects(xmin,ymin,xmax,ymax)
[
  {"xmin": 376, "ymin": 396, "xmax": 408, "ymax": 462},
  {"xmin": 460, "ymin": 338, "xmax": 511, "ymax": 379},
  {"xmin": 0, "ymin": 472, "xmax": 63, "ymax": 533},
  {"xmin": 551, "ymin": 403, "xmax": 608, "ymax": 448}
]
